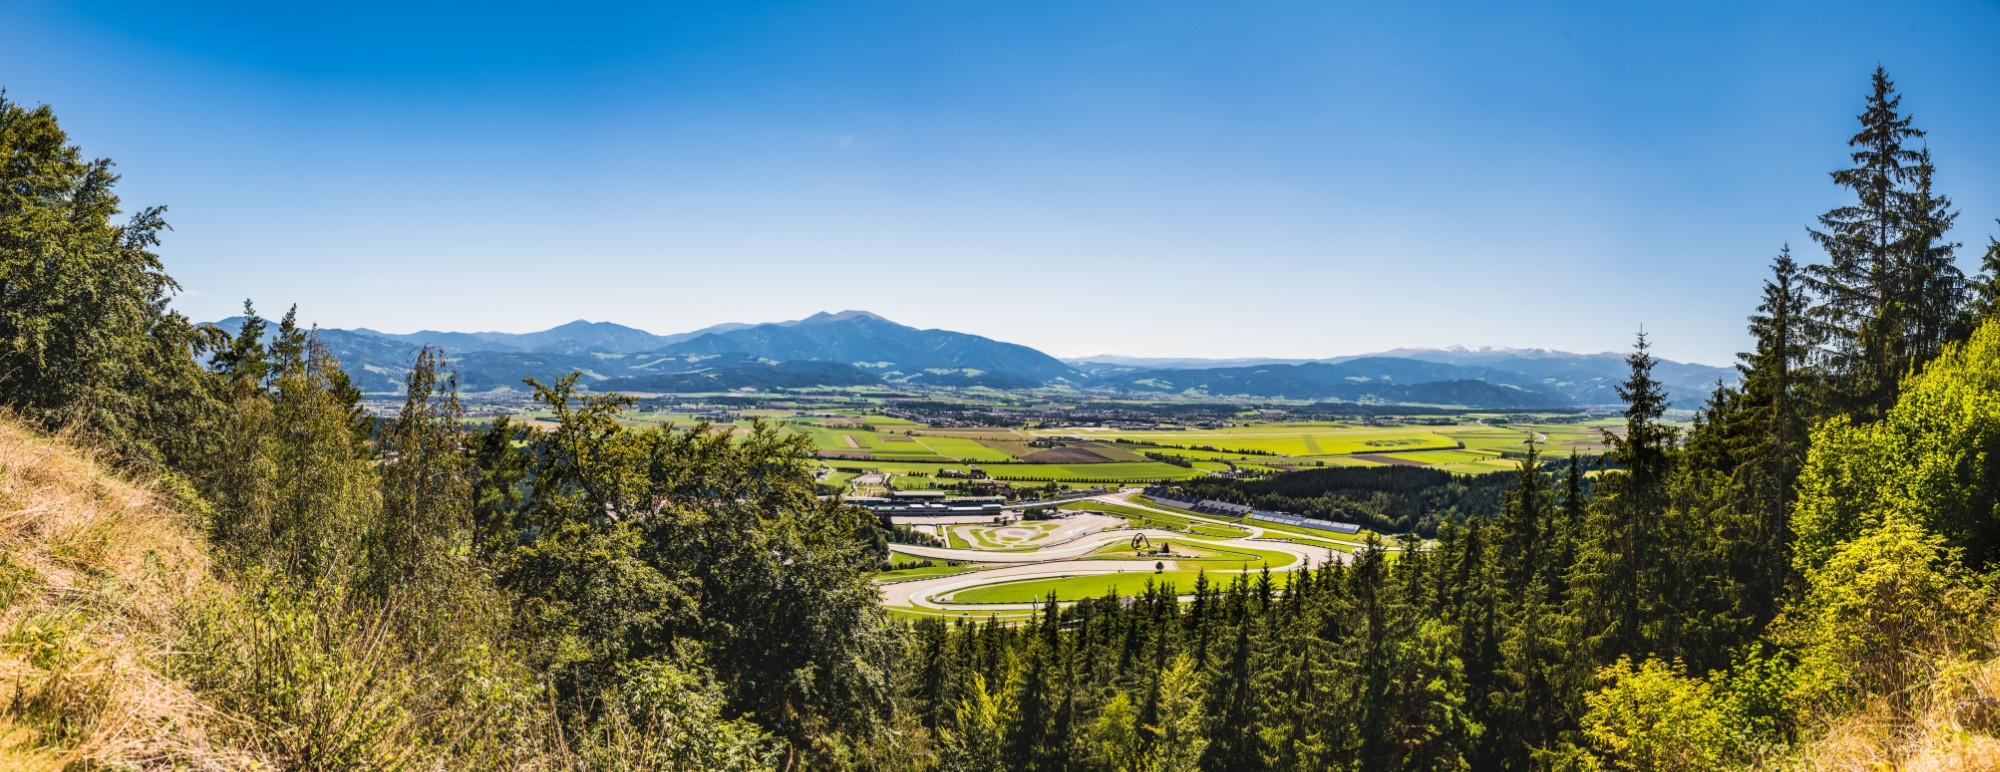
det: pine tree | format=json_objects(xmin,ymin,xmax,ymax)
[
  {"xmin": 1956, "ymin": 224, "xmax": 2000, "ymax": 333},
  {"xmin": 1495, "ymin": 441, "xmax": 1548, "ymax": 601},
  {"xmin": 1728, "ymin": 247, "xmax": 1815, "ymax": 626},
  {"xmin": 1569, "ymin": 332, "xmax": 1678, "ymax": 664},
  {"xmin": 1804, "ymin": 66, "xmax": 1957, "ymax": 421},
  {"xmin": 1893, "ymin": 148, "xmax": 1964, "ymax": 362}
]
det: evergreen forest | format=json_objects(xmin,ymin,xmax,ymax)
[{"xmin": 5, "ymin": 67, "xmax": 2000, "ymax": 770}]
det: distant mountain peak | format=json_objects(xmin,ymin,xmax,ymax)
[{"xmin": 782, "ymin": 310, "xmax": 890, "ymax": 326}]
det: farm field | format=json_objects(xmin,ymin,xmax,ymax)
[
  {"xmin": 587, "ymin": 401, "xmax": 1621, "ymax": 495},
  {"xmin": 912, "ymin": 435, "xmax": 1015, "ymax": 462},
  {"xmin": 1062, "ymin": 428, "xmax": 1462, "ymax": 457}
]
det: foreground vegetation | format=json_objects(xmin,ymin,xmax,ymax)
[{"xmin": 5, "ymin": 67, "xmax": 2000, "ymax": 770}]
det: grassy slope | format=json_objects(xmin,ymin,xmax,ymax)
[{"xmin": 0, "ymin": 420, "xmax": 262, "ymax": 769}]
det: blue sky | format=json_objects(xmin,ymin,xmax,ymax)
[{"xmin": 6, "ymin": 1, "xmax": 1999, "ymax": 365}]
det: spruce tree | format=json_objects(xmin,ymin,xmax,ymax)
[
  {"xmin": 1893, "ymin": 148, "xmax": 1964, "ymax": 362},
  {"xmin": 1804, "ymin": 66, "xmax": 1958, "ymax": 421},
  {"xmin": 1729, "ymin": 246, "xmax": 1815, "ymax": 626},
  {"xmin": 1568, "ymin": 332, "xmax": 1678, "ymax": 663},
  {"xmin": 1495, "ymin": 441, "xmax": 1548, "ymax": 600},
  {"xmin": 1957, "ymin": 225, "xmax": 2000, "ymax": 332}
]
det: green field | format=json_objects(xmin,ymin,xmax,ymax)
[
  {"xmin": 1057, "ymin": 425, "xmax": 1462, "ymax": 457},
  {"xmin": 875, "ymin": 563, "xmax": 991, "ymax": 582},
  {"xmin": 913, "ymin": 435, "xmax": 1016, "ymax": 462},
  {"xmin": 1058, "ymin": 501, "xmax": 1207, "ymax": 531},
  {"xmin": 1129, "ymin": 495, "xmax": 1376, "ymax": 548},
  {"xmin": 945, "ymin": 566, "xmax": 1286, "ymax": 605},
  {"xmin": 977, "ymin": 462, "xmax": 1203, "ymax": 481}
]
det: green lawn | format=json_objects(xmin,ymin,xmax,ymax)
[
  {"xmin": 944, "ymin": 566, "xmax": 1291, "ymax": 605},
  {"xmin": 1058, "ymin": 501, "xmax": 1207, "ymax": 531},
  {"xmin": 875, "ymin": 563, "xmax": 991, "ymax": 582},
  {"xmin": 1130, "ymin": 495, "xmax": 1375, "ymax": 547}
]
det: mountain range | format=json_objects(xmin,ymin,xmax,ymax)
[{"xmin": 200, "ymin": 312, "xmax": 1735, "ymax": 408}]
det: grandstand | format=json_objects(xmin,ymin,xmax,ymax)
[{"xmin": 1248, "ymin": 510, "xmax": 1362, "ymax": 535}]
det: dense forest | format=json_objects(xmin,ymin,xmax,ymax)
[
  {"xmin": 1174, "ymin": 462, "xmax": 1588, "ymax": 536},
  {"xmin": 5, "ymin": 66, "xmax": 2000, "ymax": 770}
]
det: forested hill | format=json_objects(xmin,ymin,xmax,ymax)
[
  {"xmin": 207, "ymin": 311, "xmax": 1731, "ymax": 406},
  {"xmin": 1171, "ymin": 462, "xmax": 1581, "ymax": 534},
  {"xmin": 646, "ymin": 310, "xmax": 1078, "ymax": 387},
  {"xmin": 203, "ymin": 310, "xmax": 1067, "ymax": 392},
  {"xmin": 1080, "ymin": 354, "xmax": 1736, "ymax": 407}
]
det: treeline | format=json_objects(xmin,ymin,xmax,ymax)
[
  {"xmin": 897, "ymin": 62, "xmax": 2000, "ymax": 770},
  {"xmin": 1172, "ymin": 463, "xmax": 1556, "ymax": 536},
  {"xmin": 1, "ymin": 92, "xmax": 895, "ymax": 769}
]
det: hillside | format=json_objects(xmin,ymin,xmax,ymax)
[
  {"xmin": 0, "ymin": 420, "xmax": 260, "ymax": 769},
  {"xmin": 207, "ymin": 312, "xmax": 1737, "ymax": 407},
  {"xmin": 1075, "ymin": 349, "xmax": 1737, "ymax": 407},
  {"xmin": 209, "ymin": 311, "xmax": 1069, "ymax": 393},
  {"xmin": 650, "ymin": 311, "xmax": 1077, "ymax": 387},
  {"xmin": 1089, "ymin": 358, "xmax": 1571, "ymax": 406}
]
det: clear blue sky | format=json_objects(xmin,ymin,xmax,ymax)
[{"xmin": 7, "ymin": 1, "xmax": 1999, "ymax": 365}]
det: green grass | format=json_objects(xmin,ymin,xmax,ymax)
[
  {"xmin": 977, "ymin": 462, "xmax": 1204, "ymax": 482},
  {"xmin": 1059, "ymin": 427, "xmax": 1460, "ymax": 457},
  {"xmin": 875, "ymin": 563, "xmax": 991, "ymax": 581},
  {"xmin": 1058, "ymin": 501, "xmax": 1207, "ymax": 531},
  {"xmin": 913, "ymin": 435, "xmax": 1018, "ymax": 462},
  {"xmin": 963, "ymin": 523, "xmax": 1059, "ymax": 550},
  {"xmin": 885, "ymin": 606, "xmax": 1039, "ymax": 622},
  {"xmin": 945, "ymin": 566, "xmax": 1288, "ymax": 605},
  {"xmin": 1130, "ymin": 495, "xmax": 1374, "ymax": 547},
  {"xmin": 1259, "ymin": 536, "xmax": 1359, "ymax": 554},
  {"xmin": 1382, "ymin": 449, "xmax": 1491, "ymax": 464}
]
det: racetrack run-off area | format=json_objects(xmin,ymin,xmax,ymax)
[{"xmin": 876, "ymin": 491, "xmax": 1347, "ymax": 619}]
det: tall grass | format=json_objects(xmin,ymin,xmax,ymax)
[{"xmin": 0, "ymin": 418, "xmax": 264, "ymax": 769}]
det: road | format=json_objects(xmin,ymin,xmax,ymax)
[{"xmin": 880, "ymin": 495, "xmax": 1343, "ymax": 612}]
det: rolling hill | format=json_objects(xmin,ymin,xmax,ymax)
[{"xmin": 201, "ymin": 313, "xmax": 1731, "ymax": 406}]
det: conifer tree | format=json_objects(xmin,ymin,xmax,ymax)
[
  {"xmin": 1804, "ymin": 66, "xmax": 1957, "ymax": 421},
  {"xmin": 1893, "ymin": 148, "xmax": 1964, "ymax": 362},
  {"xmin": 1569, "ymin": 332, "xmax": 1678, "ymax": 663},
  {"xmin": 1495, "ymin": 441, "xmax": 1548, "ymax": 600},
  {"xmin": 1199, "ymin": 611, "xmax": 1264, "ymax": 772},
  {"xmin": 1958, "ymin": 225, "xmax": 2000, "ymax": 332},
  {"xmin": 1726, "ymin": 247, "xmax": 1815, "ymax": 625}
]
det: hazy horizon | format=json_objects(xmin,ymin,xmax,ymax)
[
  {"xmin": 219, "ymin": 309, "xmax": 1715, "ymax": 365},
  {"xmin": 8, "ymin": 1, "xmax": 1999, "ymax": 366}
]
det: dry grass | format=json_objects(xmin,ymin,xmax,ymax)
[
  {"xmin": 0, "ymin": 418, "xmax": 266, "ymax": 769},
  {"xmin": 1795, "ymin": 639, "xmax": 2000, "ymax": 771}
]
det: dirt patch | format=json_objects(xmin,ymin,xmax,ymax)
[
  {"xmin": 1021, "ymin": 447, "xmax": 1114, "ymax": 464},
  {"xmin": 1079, "ymin": 442, "xmax": 1149, "ymax": 462},
  {"xmin": 842, "ymin": 434, "xmax": 861, "ymax": 448},
  {"xmin": 878, "ymin": 434, "xmax": 916, "ymax": 442},
  {"xmin": 818, "ymin": 450, "xmax": 875, "ymax": 460},
  {"xmin": 979, "ymin": 439, "xmax": 1038, "ymax": 458}
]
